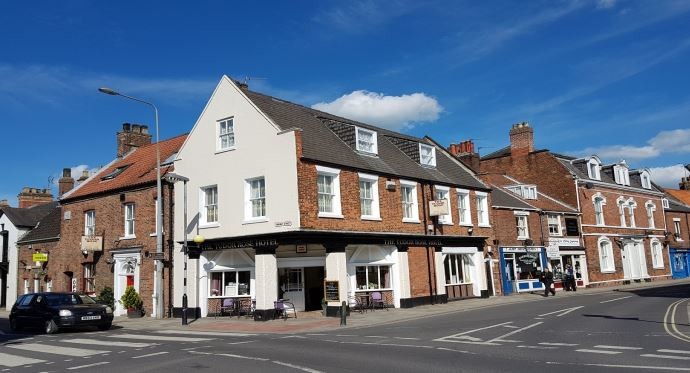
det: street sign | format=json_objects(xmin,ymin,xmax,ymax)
[
  {"xmin": 32, "ymin": 253, "xmax": 48, "ymax": 262},
  {"xmin": 149, "ymin": 252, "xmax": 165, "ymax": 260}
]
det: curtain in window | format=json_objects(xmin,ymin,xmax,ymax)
[
  {"xmin": 318, "ymin": 175, "xmax": 333, "ymax": 212},
  {"xmin": 250, "ymin": 179, "xmax": 266, "ymax": 217},
  {"xmin": 360, "ymin": 181, "xmax": 373, "ymax": 215}
]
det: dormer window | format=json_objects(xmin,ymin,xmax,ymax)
[
  {"xmin": 101, "ymin": 164, "xmax": 130, "ymax": 181},
  {"xmin": 640, "ymin": 171, "xmax": 651, "ymax": 189},
  {"xmin": 587, "ymin": 157, "xmax": 601, "ymax": 180},
  {"xmin": 662, "ymin": 198, "xmax": 669, "ymax": 209},
  {"xmin": 355, "ymin": 127, "xmax": 378, "ymax": 155},
  {"xmin": 419, "ymin": 144, "xmax": 436, "ymax": 167},
  {"xmin": 614, "ymin": 163, "xmax": 630, "ymax": 186},
  {"xmin": 506, "ymin": 185, "xmax": 537, "ymax": 200}
]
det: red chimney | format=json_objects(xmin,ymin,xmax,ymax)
[
  {"xmin": 58, "ymin": 168, "xmax": 75, "ymax": 197},
  {"xmin": 17, "ymin": 187, "xmax": 53, "ymax": 208},
  {"xmin": 509, "ymin": 122, "xmax": 534, "ymax": 157},
  {"xmin": 448, "ymin": 140, "xmax": 480, "ymax": 173},
  {"xmin": 117, "ymin": 123, "xmax": 152, "ymax": 157}
]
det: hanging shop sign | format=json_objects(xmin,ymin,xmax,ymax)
[
  {"xmin": 32, "ymin": 253, "xmax": 48, "ymax": 262},
  {"xmin": 80, "ymin": 235, "xmax": 103, "ymax": 252},
  {"xmin": 429, "ymin": 200, "xmax": 449, "ymax": 216}
]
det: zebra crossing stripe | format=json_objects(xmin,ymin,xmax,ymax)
[
  {"xmin": 62, "ymin": 338, "xmax": 156, "ymax": 348},
  {"xmin": 0, "ymin": 352, "xmax": 45, "ymax": 367},
  {"xmin": 109, "ymin": 333, "xmax": 213, "ymax": 342},
  {"xmin": 7, "ymin": 343, "xmax": 109, "ymax": 357}
]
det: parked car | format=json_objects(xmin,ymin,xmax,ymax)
[{"xmin": 9, "ymin": 292, "xmax": 114, "ymax": 334}]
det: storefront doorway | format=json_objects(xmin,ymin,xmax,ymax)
[
  {"xmin": 621, "ymin": 240, "xmax": 648, "ymax": 280},
  {"xmin": 670, "ymin": 248, "xmax": 689, "ymax": 279},
  {"xmin": 549, "ymin": 253, "xmax": 586, "ymax": 289},
  {"xmin": 278, "ymin": 266, "xmax": 325, "ymax": 312},
  {"xmin": 500, "ymin": 247, "xmax": 547, "ymax": 295}
]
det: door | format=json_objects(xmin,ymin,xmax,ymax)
[
  {"xmin": 279, "ymin": 268, "xmax": 304, "ymax": 311},
  {"xmin": 501, "ymin": 254, "xmax": 516, "ymax": 295},
  {"xmin": 671, "ymin": 250, "xmax": 689, "ymax": 278},
  {"xmin": 304, "ymin": 267, "xmax": 325, "ymax": 311},
  {"xmin": 621, "ymin": 242, "xmax": 633, "ymax": 279}
]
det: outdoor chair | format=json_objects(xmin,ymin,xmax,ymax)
[
  {"xmin": 348, "ymin": 296, "xmax": 366, "ymax": 313},
  {"xmin": 274, "ymin": 299, "xmax": 297, "ymax": 320},
  {"xmin": 217, "ymin": 298, "xmax": 236, "ymax": 318},
  {"xmin": 370, "ymin": 291, "xmax": 387, "ymax": 310}
]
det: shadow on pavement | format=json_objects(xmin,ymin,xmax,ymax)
[{"xmin": 615, "ymin": 283, "xmax": 690, "ymax": 298}]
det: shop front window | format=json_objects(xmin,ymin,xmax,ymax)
[
  {"xmin": 514, "ymin": 252, "xmax": 542, "ymax": 280},
  {"xmin": 355, "ymin": 265, "xmax": 391, "ymax": 290},
  {"xmin": 209, "ymin": 270, "xmax": 251, "ymax": 297},
  {"xmin": 444, "ymin": 254, "xmax": 472, "ymax": 284}
]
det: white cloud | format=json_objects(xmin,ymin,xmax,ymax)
[
  {"xmin": 311, "ymin": 90, "xmax": 443, "ymax": 131},
  {"xmin": 51, "ymin": 165, "xmax": 102, "ymax": 189},
  {"xmin": 314, "ymin": 0, "xmax": 418, "ymax": 33},
  {"xmin": 596, "ymin": 0, "xmax": 617, "ymax": 9},
  {"xmin": 573, "ymin": 128, "xmax": 690, "ymax": 161},
  {"xmin": 650, "ymin": 164, "xmax": 690, "ymax": 188},
  {"xmin": 649, "ymin": 129, "xmax": 690, "ymax": 153}
]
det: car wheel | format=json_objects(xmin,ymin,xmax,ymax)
[
  {"xmin": 9, "ymin": 317, "xmax": 21, "ymax": 332},
  {"xmin": 97, "ymin": 322, "xmax": 112, "ymax": 331},
  {"xmin": 45, "ymin": 319, "xmax": 59, "ymax": 334}
]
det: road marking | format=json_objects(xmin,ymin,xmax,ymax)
[
  {"xmin": 306, "ymin": 333, "xmax": 328, "ymax": 336},
  {"xmin": 228, "ymin": 341, "xmax": 256, "ymax": 345},
  {"xmin": 67, "ymin": 362, "xmax": 109, "ymax": 370},
  {"xmin": 189, "ymin": 350, "xmax": 269, "ymax": 361},
  {"xmin": 0, "ymin": 352, "xmax": 46, "ymax": 367},
  {"xmin": 335, "ymin": 334, "xmax": 357, "ymax": 337},
  {"xmin": 435, "ymin": 347, "xmax": 475, "ymax": 354},
  {"xmin": 433, "ymin": 321, "xmax": 513, "ymax": 343},
  {"xmin": 659, "ymin": 349, "xmax": 690, "ymax": 355},
  {"xmin": 364, "ymin": 335, "xmax": 387, "ymax": 338},
  {"xmin": 600, "ymin": 296, "xmax": 633, "ymax": 303},
  {"xmin": 518, "ymin": 345, "xmax": 558, "ymax": 350},
  {"xmin": 7, "ymin": 344, "xmax": 109, "ymax": 357},
  {"xmin": 272, "ymin": 360, "xmax": 323, "ymax": 373},
  {"xmin": 539, "ymin": 342, "xmax": 578, "ymax": 346},
  {"xmin": 538, "ymin": 306, "xmax": 584, "ymax": 317},
  {"xmin": 62, "ymin": 338, "xmax": 156, "ymax": 348},
  {"xmin": 154, "ymin": 330, "xmax": 255, "ymax": 337},
  {"xmin": 642, "ymin": 354, "xmax": 690, "ymax": 361},
  {"xmin": 664, "ymin": 299, "xmax": 690, "ymax": 343},
  {"xmin": 576, "ymin": 349, "xmax": 621, "ymax": 354},
  {"xmin": 394, "ymin": 337, "xmax": 420, "ymax": 340},
  {"xmin": 550, "ymin": 362, "xmax": 690, "ymax": 371},
  {"xmin": 109, "ymin": 334, "xmax": 213, "ymax": 342},
  {"xmin": 487, "ymin": 322, "xmax": 542, "ymax": 344},
  {"xmin": 594, "ymin": 345, "xmax": 643, "ymax": 350},
  {"xmin": 132, "ymin": 351, "xmax": 169, "ymax": 359}
]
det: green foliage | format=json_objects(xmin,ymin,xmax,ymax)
[
  {"xmin": 120, "ymin": 286, "xmax": 143, "ymax": 310},
  {"xmin": 97, "ymin": 287, "xmax": 115, "ymax": 309}
]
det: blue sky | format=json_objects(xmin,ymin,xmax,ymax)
[{"xmin": 2, "ymin": 0, "xmax": 690, "ymax": 206}]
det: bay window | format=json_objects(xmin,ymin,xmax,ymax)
[{"xmin": 355, "ymin": 265, "xmax": 391, "ymax": 290}]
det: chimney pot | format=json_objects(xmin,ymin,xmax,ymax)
[{"xmin": 122, "ymin": 123, "xmax": 131, "ymax": 132}]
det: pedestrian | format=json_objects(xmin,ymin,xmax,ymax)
[
  {"xmin": 565, "ymin": 263, "xmax": 577, "ymax": 291},
  {"xmin": 541, "ymin": 267, "xmax": 556, "ymax": 297}
]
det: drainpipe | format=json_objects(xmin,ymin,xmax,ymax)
[{"xmin": 421, "ymin": 182, "xmax": 435, "ymax": 305}]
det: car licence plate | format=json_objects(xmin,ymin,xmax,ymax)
[{"xmin": 81, "ymin": 315, "xmax": 101, "ymax": 320}]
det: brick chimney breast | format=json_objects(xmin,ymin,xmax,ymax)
[
  {"xmin": 58, "ymin": 168, "xmax": 75, "ymax": 197},
  {"xmin": 17, "ymin": 187, "xmax": 53, "ymax": 208},
  {"xmin": 117, "ymin": 122, "xmax": 152, "ymax": 158},
  {"xmin": 680, "ymin": 176, "xmax": 690, "ymax": 191},
  {"xmin": 509, "ymin": 121, "xmax": 534, "ymax": 157},
  {"xmin": 448, "ymin": 139, "xmax": 480, "ymax": 173}
]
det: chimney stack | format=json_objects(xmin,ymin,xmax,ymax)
[
  {"xmin": 58, "ymin": 168, "xmax": 75, "ymax": 197},
  {"xmin": 0, "ymin": 199, "xmax": 9, "ymax": 208},
  {"xmin": 680, "ymin": 177, "xmax": 690, "ymax": 191},
  {"xmin": 17, "ymin": 187, "xmax": 53, "ymax": 208},
  {"xmin": 509, "ymin": 121, "xmax": 534, "ymax": 157},
  {"xmin": 448, "ymin": 140, "xmax": 480, "ymax": 173},
  {"xmin": 117, "ymin": 122, "xmax": 151, "ymax": 157}
]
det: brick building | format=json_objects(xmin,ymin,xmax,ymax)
[
  {"xmin": 172, "ymin": 76, "xmax": 496, "ymax": 320},
  {"xmin": 661, "ymin": 175, "xmax": 690, "ymax": 279},
  {"xmin": 45, "ymin": 124, "xmax": 186, "ymax": 317},
  {"xmin": 16, "ymin": 205, "xmax": 61, "ymax": 295},
  {"xmin": 480, "ymin": 122, "xmax": 670, "ymax": 288}
]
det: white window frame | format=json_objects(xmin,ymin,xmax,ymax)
[
  {"xmin": 244, "ymin": 177, "xmax": 267, "ymax": 222},
  {"xmin": 124, "ymin": 203, "xmax": 135, "ymax": 238},
  {"xmin": 514, "ymin": 212, "xmax": 530, "ymax": 239},
  {"xmin": 358, "ymin": 173, "xmax": 380, "ymax": 220},
  {"xmin": 646, "ymin": 201, "xmax": 656, "ymax": 228},
  {"xmin": 200, "ymin": 185, "xmax": 219, "ymax": 227},
  {"xmin": 476, "ymin": 192, "xmax": 490, "ymax": 227},
  {"xmin": 208, "ymin": 269, "xmax": 252, "ymax": 297},
  {"xmin": 316, "ymin": 165, "xmax": 342, "ymax": 218},
  {"xmin": 641, "ymin": 171, "xmax": 651, "ymax": 189},
  {"xmin": 593, "ymin": 194, "xmax": 606, "ymax": 226},
  {"xmin": 83, "ymin": 263, "xmax": 95, "ymax": 295},
  {"xmin": 84, "ymin": 210, "xmax": 95, "ymax": 236},
  {"xmin": 674, "ymin": 218, "xmax": 683, "ymax": 241},
  {"xmin": 355, "ymin": 265, "xmax": 392, "ymax": 290},
  {"xmin": 547, "ymin": 214, "xmax": 562, "ymax": 236},
  {"xmin": 627, "ymin": 200, "xmax": 637, "ymax": 228},
  {"xmin": 435, "ymin": 185, "xmax": 452, "ymax": 225},
  {"xmin": 419, "ymin": 143, "xmax": 437, "ymax": 167},
  {"xmin": 444, "ymin": 254, "xmax": 472, "ymax": 285},
  {"xmin": 216, "ymin": 117, "xmax": 235, "ymax": 152},
  {"xmin": 617, "ymin": 197, "xmax": 627, "ymax": 227},
  {"xmin": 662, "ymin": 198, "xmax": 669, "ymax": 209},
  {"xmin": 614, "ymin": 165, "xmax": 630, "ymax": 186},
  {"xmin": 598, "ymin": 237, "xmax": 615, "ymax": 273},
  {"xmin": 651, "ymin": 239, "xmax": 664, "ymax": 269},
  {"xmin": 355, "ymin": 127, "xmax": 378, "ymax": 155},
  {"xmin": 588, "ymin": 158, "xmax": 601, "ymax": 180},
  {"xmin": 457, "ymin": 189, "xmax": 472, "ymax": 226},
  {"xmin": 400, "ymin": 180, "xmax": 419, "ymax": 223}
]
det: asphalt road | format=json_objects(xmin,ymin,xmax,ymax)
[{"xmin": 0, "ymin": 282, "xmax": 688, "ymax": 372}]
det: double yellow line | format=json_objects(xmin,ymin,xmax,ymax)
[{"xmin": 664, "ymin": 298, "xmax": 690, "ymax": 343}]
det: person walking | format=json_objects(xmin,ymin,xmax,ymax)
[
  {"xmin": 541, "ymin": 267, "xmax": 556, "ymax": 297},
  {"xmin": 564, "ymin": 263, "xmax": 577, "ymax": 291}
]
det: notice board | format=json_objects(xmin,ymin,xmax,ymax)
[{"xmin": 324, "ymin": 280, "xmax": 339, "ymax": 302}]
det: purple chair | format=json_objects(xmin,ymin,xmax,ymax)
[
  {"xmin": 218, "ymin": 298, "xmax": 236, "ymax": 318},
  {"xmin": 370, "ymin": 292, "xmax": 387, "ymax": 310}
]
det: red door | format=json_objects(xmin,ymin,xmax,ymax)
[{"xmin": 126, "ymin": 275, "xmax": 134, "ymax": 287}]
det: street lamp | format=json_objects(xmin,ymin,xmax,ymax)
[
  {"xmin": 99, "ymin": 87, "xmax": 164, "ymax": 319},
  {"xmin": 162, "ymin": 173, "xmax": 189, "ymax": 325}
]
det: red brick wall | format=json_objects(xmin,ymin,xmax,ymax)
[
  {"xmin": 665, "ymin": 210, "xmax": 690, "ymax": 244},
  {"xmin": 17, "ymin": 241, "xmax": 58, "ymax": 294}
]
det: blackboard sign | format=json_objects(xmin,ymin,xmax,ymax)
[{"xmin": 324, "ymin": 280, "xmax": 339, "ymax": 302}]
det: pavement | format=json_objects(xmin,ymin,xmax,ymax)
[{"xmin": 2, "ymin": 278, "xmax": 689, "ymax": 335}]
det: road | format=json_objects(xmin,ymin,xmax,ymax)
[{"xmin": 0, "ymin": 282, "xmax": 688, "ymax": 372}]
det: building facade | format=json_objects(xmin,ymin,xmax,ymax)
[{"xmin": 662, "ymin": 178, "xmax": 690, "ymax": 279}]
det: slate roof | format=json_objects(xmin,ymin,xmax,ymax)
[
  {"xmin": 490, "ymin": 187, "xmax": 536, "ymax": 210},
  {"xmin": 17, "ymin": 206, "xmax": 61, "ymax": 244},
  {"xmin": 482, "ymin": 174, "xmax": 577, "ymax": 213},
  {"xmin": 0, "ymin": 201, "xmax": 58, "ymax": 228},
  {"xmin": 242, "ymin": 89, "xmax": 487, "ymax": 190},
  {"xmin": 62, "ymin": 134, "xmax": 187, "ymax": 201},
  {"xmin": 666, "ymin": 197, "xmax": 690, "ymax": 213},
  {"xmin": 555, "ymin": 156, "xmax": 663, "ymax": 194}
]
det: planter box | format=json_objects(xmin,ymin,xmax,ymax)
[{"xmin": 127, "ymin": 309, "xmax": 144, "ymax": 318}]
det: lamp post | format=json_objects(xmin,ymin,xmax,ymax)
[
  {"xmin": 99, "ymin": 87, "xmax": 164, "ymax": 319},
  {"xmin": 162, "ymin": 173, "xmax": 189, "ymax": 325}
]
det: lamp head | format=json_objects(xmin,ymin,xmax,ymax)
[
  {"xmin": 193, "ymin": 235, "xmax": 205, "ymax": 244},
  {"xmin": 98, "ymin": 87, "xmax": 119, "ymax": 96}
]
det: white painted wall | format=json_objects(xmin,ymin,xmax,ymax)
[
  {"xmin": 172, "ymin": 76, "xmax": 300, "ymax": 309},
  {"xmin": 0, "ymin": 214, "xmax": 27, "ymax": 310}
]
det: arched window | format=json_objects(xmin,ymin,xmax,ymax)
[
  {"xmin": 651, "ymin": 239, "xmax": 664, "ymax": 269},
  {"xmin": 645, "ymin": 201, "xmax": 656, "ymax": 228},
  {"xmin": 587, "ymin": 157, "xmax": 601, "ymax": 180},
  {"xmin": 617, "ymin": 197, "xmax": 627, "ymax": 227},
  {"xmin": 598, "ymin": 237, "xmax": 614, "ymax": 272},
  {"xmin": 627, "ymin": 200, "xmax": 637, "ymax": 228}
]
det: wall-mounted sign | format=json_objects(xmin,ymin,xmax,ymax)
[
  {"xmin": 296, "ymin": 244, "xmax": 307, "ymax": 254},
  {"xmin": 429, "ymin": 200, "xmax": 449, "ymax": 216},
  {"xmin": 81, "ymin": 236, "xmax": 103, "ymax": 252},
  {"xmin": 275, "ymin": 221, "xmax": 293, "ymax": 228},
  {"xmin": 202, "ymin": 239, "xmax": 278, "ymax": 251},
  {"xmin": 546, "ymin": 246, "xmax": 560, "ymax": 259},
  {"xmin": 501, "ymin": 246, "xmax": 543, "ymax": 253},
  {"xmin": 324, "ymin": 280, "xmax": 339, "ymax": 302},
  {"xmin": 32, "ymin": 253, "xmax": 48, "ymax": 262},
  {"xmin": 383, "ymin": 239, "xmax": 444, "ymax": 247}
]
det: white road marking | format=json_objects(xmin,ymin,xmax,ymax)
[
  {"xmin": 62, "ymin": 338, "xmax": 156, "ymax": 348},
  {"xmin": 109, "ymin": 334, "xmax": 213, "ymax": 342},
  {"xmin": 394, "ymin": 337, "xmax": 420, "ymax": 340},
  {"xmin": 518, "ymin": 345, "xmax": 558, "ymax": 350},
  {"xmin": 594, "ymin": 345, "xmax": 643, "ymax": 350},
  {"xmin": 538, "ymin": 306, "xmax": 584, "ymax": 317},
  {"xmin": 228, "ymin": 341, "xmax": 256, "ymax": 345},
  {"xmin": 539, "ymin": 342, "xmax": 578, "ymax": 346},
  {"xmin": 0, "ymin": 352, "xmax": 46, "ymax": 367},
  {"xmin": 7, "ymin": 343, "xmax": 109, "ymax": 357},
  {"xmin": 66, "ymin": 362, "xmax": 109, "ymax": 370},
  {"xmin": 553, "ymin": 362, "xmax": 690, "ymax": 371},
  {"xmin": 364, "ymin": 335, "xmax": 386, "ymax": 338},
  {"xmin": 154, "ymin": 330, "xmax": 255, "ymax": 337},
  {"xmin": 335, "ymin": 334, "xmax": 357, "ymax": 337},
  {"xmin": 433, "ymin": 321, "xmax": 513, "ymax": 343},
  {"xmin": 306, "ymin": 333, "xmax": 327, "ymax": 336},
  {"xmin": 600, "ymin": 296, "xmax": 633, "ymax": 303},
  {"xmin": 534, "ymin": 317, "xmax": 544, "ymax": 320},
  {"xmin": 435, "ymin": 347, "xmax": 475, "ymax": 354},
  {"xmin": 642, "ymin": 354, "xmax": 690, "ymax": 361},
  {"xmin": 189, "ymin": 350, "xmax": 269, "ymax": 361},
  {"xmin": 487, "ymin": 322, "xmax": 542, "ymax": 344},
  {"xmin": 272, "ymin": 360, "xmax": 324, "ymax": 373},
  {"xmin": 132, "ymin": 351, "xmax": 169, "ymax": 359},
  {"xmin": 576, "ymin": 349, "xmax": 621, "ymax": 355},
  {"xmin": 659, "ymin": 349, "xmax": 690, "ymax": 355}
]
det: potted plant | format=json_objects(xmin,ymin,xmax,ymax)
[
  {"xmin": 120, "ymin": 286, "xmax": 144, "ymax": 318},
  {"xmin": 97, "ymin": 286, "xmax": 116, "ymax": 309}
]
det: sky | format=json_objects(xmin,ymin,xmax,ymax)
[{"xmin": 1, "ymin": 0, "xmax": 690, "ymax": 206}]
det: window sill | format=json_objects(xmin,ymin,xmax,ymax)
[
  {"xmin": 439, "ymin": 221, "xmax": 454, "ymax": 226},
  {"xmin": 445, "ymin": 282, "xmax": 473, "ymax": 286},
  {"xmin": 548, "ymin": 234, "xmax": 563, "ymax": 237},
  {"xmin": 459, "ymin": 223, "xmax": 473, "ymax": 227},
  {"xmin": 215, "ymin": 147, "xmax": 236, "ymax": 155},
  {"xmin": 119, "ymin": 235, "xmax": 136, "ymax": 240},
  {"xmin": 652, "ymin": 265, "xmax": 665, "ymax": 270},
  {"xmin": 478, "ymin": 224, "xmax": 491, "ymax": 228},
  {"xmin": 242, "ymin": 218, "xmax": 268, "ymax": 225},
  {"xmin": 402, "ymin": 218, "xmax": 421, "ymax": 224},
  {"xmin": 200, "ymin": 223, "xmax": 220, "ymax": 229},
  {"xmin": 600, "ymin": 270, "xmax": 616, "ymax": 274},
  {"xmin": 361, "ymin": 216, "xmax": 382, "ymax": 221},
  {"xmin": 517, "ymin": 236, "xmax": 530, "ymax": 241},
  {"xmin": 318, "ymin": 213, "xmax": 344, "ymax": 219},
  {"xmin": 149, "ymin": 231, "xmax": 165, "ymax": 237}
]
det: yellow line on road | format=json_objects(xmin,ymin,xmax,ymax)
[{"xmin": 664, "ymin": 298, "xmax": 690, "ymax": 343}]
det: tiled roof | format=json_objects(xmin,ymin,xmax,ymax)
[
  {"xmin": 481, "ymin": 174, "xmax": 577, "ymax": 213},
  {"xmin": 481, "ymin": 146, "xmax": 511, "ymax": 160},
  {"xmin": 62, "ymin": 134, "xmax": 187, "ymax": 201},
  {"xmin": 242, "ymin": 89, "xmax": 487, "ymax": 190},
  {"xmin": 0, "ymin": 201, "xmax": 58, "ymax": 228},
  {"xmin": 490, "ymin": 187, "xmax": 536, "ymax": 210},
  {"xmin": 17, "ymin": 206, "xmax": 61, "ymax": 244},
  {"xmin": 667, "ymin": 189, "xmax": 690, "ymax": 206},
  {"xmin": 557, "ymin": 157, "xmax": 663, "ymax": 194}
]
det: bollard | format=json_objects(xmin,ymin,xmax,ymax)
[
  {"xmin": 340, "ymin": 301, "xmax": 347, "ymax": 326},
  {"xmin": 181, "ymin": 294, "xmax": 188, "ymax": 326}
]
